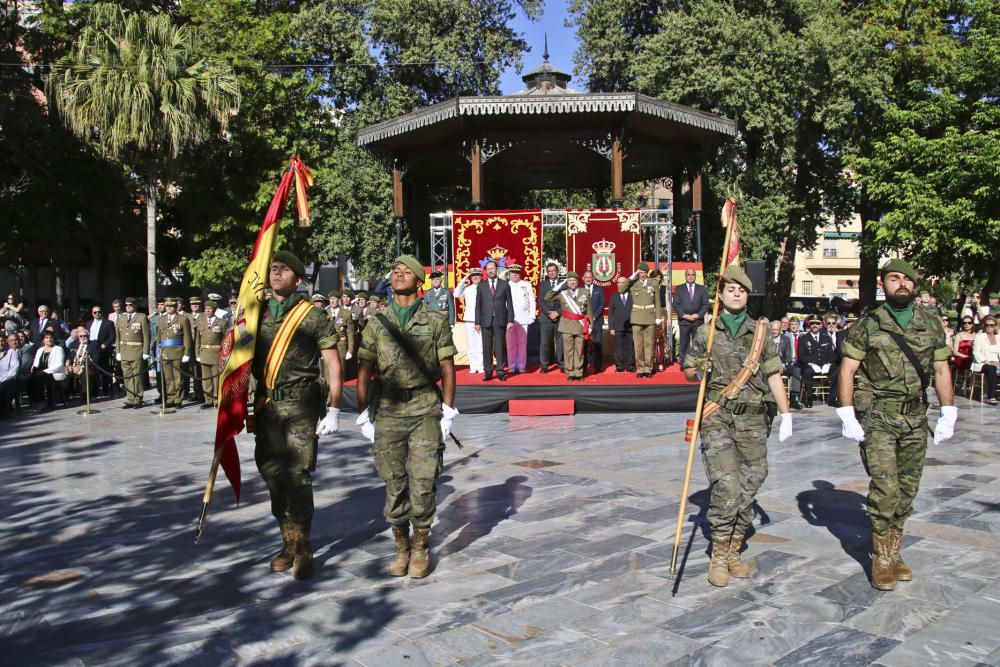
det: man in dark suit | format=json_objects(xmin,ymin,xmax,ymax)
[
  {"xmin": 475, "ymin": 260, "xmax": 514, "ymax": 381},
  {"xmin": 608, "ymin": 276, "xmax": 635, "ymax": 372},
  {"xmin": 798, "ymin": 317, "xmax": 840, "ymax": 407},
  {"xmin": 773, "ymin": 320, "xmax": 803, "ymax": 409},
  {"xmin": 673, "ymin": 269, "xmax": 709, "ymax": 364},
  {"xmin": 582, "ymin": 270, "xmax": 606, "ymax": 372},
  {"xmin": 29, "ymin": 305, "xmax": 62, "ymax": 346},
  {"xmin": 84, "ymin": 304, "xmax": 116, "ymax": 396},
  {"xmin": 537, "ymin": 262, "xmax": 563, "ymax": 372}
]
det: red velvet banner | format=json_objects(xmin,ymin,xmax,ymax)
[
  {"xmin": 566, "ymin": 209, "xmax": 642, "ymax": 315},
  {"xmin": 452, "ymin": 209, "xmax": 543, "ymax": 318}
]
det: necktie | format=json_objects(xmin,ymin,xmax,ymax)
[
  {"xmin": 622, "ymin": 295, "xmax": 627, "ymax": 305},
  {"xmin": 689, "ymin": 284, "xmax": 694, "ymax": 299},
  {"xmin": 490, "ymin": 281, "xmax": 496, "ymax": 296}
]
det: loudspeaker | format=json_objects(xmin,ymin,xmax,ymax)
[{"xmin": 745, "ymin": 261, "xmax": 767, "ymax": 296}]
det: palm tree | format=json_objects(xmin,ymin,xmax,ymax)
[{"xmin": 48, "ymin": 3, "xmax": 239, "ymax": 307}]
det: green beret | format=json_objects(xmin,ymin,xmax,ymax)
[
  {"xmin": 124, "ymin": 296, "xmax": 138, "ymax": 305},
  {"xmin": 369, "ymin": 295, "xmax": 382, "ymax": 304},
  {"xmin": 343, "ymin": 289, "xmax": 354, "ymax": 298},
  {"xmin": 944, "ymin": 310, "xmax": 958, "ymax": 318},
  {"xmin": 636, "ymin": 262, "xmax": 650, "ymax": 272},
  {"xmin": 395, "ymin": 255, "xmax": 425, "ymax": 279},
  {"xmin": 204, "ymin": 300, "xmax": 218, "ymax": 308},
  {"xmin": 722, "ymin": 265, "xmax": 753, "ymax": 292},
  {"xmin": 327, "ymin": 290, "xmax": 339, "ymax": 298},
  {"xmin": 566, "ymin": 271, "xmax": 580, "ymax": 279},
  {"xmin": 879, "ymin": 258, "xmax": 918, "ymax": 283},
  {"xmin": 357, "ymin": 291, "xmax": 369, "ymax": 299},
  {"xmin": 990, "ymin": 292, "xmax": 1000, "ymax": 299},
  {"xmin": 272, "ymin": 250, "xmax": 305, "ymax": 278}
]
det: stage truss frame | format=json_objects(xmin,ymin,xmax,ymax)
[{"xmin": 429, "ymin": 209, "xmax": 675, "ymax": 291}]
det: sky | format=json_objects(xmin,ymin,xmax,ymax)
[{"xmin": 499, "ymin": 0, "xmax": 582, "ymax": 95}]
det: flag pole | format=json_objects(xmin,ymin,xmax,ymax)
[
  {"xmin": 669, "ymin": 200, "xmax": 738, "ymax": 576},
  {"xmin": 194, "ymin": 447, "xmax": 222, "ymax": 543}
]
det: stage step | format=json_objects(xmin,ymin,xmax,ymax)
[{"xmin": 509, "ymin": 399, "xmax": 575, "ymax": 416}]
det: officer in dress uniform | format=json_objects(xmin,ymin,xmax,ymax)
[
  {"xmin": 157, "ymin": 298, "xmax": 192, "ymax": 408},
  {"xmin": 194, "ymin": 300, "xmax": 226, "ymax": 409},
  {"xmin": 454, "ymin": 268, "xmax": 483, "ymax": 373},
  {"xmin": 620, "ymin": 262, "xmax": 663, "ymax": 378},
  {"xmin": 506, "ymin": 264, "xmax": 536, "ymax": 374},
  {"xmin": 188, "ymin": 296, "xmax": 205, "ymax": 402},
  {"xmin": 545, "ymin": 271, "xmax": 593, "ymax": 381},
  {"xmin": 423, "ymin": 271, "xmax": 456, "ymax": 325},
  {"xmin": 114, "ymin": 297, "xmax": 150, "ymax": 408}
]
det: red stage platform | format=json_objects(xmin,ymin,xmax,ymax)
[{"xmin": 342, "ymin": 364, "xmax": 698, "ymax": 414}]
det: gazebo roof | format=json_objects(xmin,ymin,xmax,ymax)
[{"xmin": 357, "ymin": 61, "xmax": 736, "ymax": 191}]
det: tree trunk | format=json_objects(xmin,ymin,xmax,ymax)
[
  {"xmin": 858, "ymin": 186, "xmax": 878, "ymax": 310},
  {"xmin": 766, "ymin": 224, "xmax": 798, "ymax": 320},
  {"xmin": 986, "ymin": 257, "xmax": 1000, "ymax": 294},
  {"xmin": 146, "ymin": 167, "xmax": 158, "ymax": 312}
]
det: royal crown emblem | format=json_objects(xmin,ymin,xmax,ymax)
[
  {"xmin": 591, "ymin": 238, "xmax": 618, "ymax": 283},
  {"xmin": 480, "ymin": 244, "xmax": 510, "ymax": 268}
]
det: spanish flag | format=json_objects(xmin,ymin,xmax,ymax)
[
  {"xmin": 721, "ymin": 198, "xmax": 741, "ymax": 267},
  {"xmin": 213, "ymin": 157, "xmax": 313, "ymax": 502}
]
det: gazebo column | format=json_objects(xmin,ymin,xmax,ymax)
[
  {"xmin": 610, "ymin": 133, "xmax": 624, "ymax": 208},
  {"xmin": 392, "ymin": 159, "xmax": 404, "ymax": 257},
  {"xmin": 470, "ymin": 138, "xmax": 484, "ymax": 210},
  {"xmin": 691, "ymin": 171, "xmax": 703, "ymax": 263}
]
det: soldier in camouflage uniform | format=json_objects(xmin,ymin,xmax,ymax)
[
  {"xmin": 423, "ymin": 271, "xmax": 456, "ymax": 325},
  {"xmin": 253, "ymin": 251, "xmax": 343, "ymax": 580},
  {"xmin": 193, "ymin": 300, "xmax": 226, "ymax": 409},
  {"xmin": 545, "ymin": 271, "xmax": 593, "ymax": 380},
  {"xmin": 156, "ymin": 298, "xmax": 192, "ymax": 408},
  {"xmin": 684, "ymin": 265, "xmax": 793, "ymax": 587},
  {"xmin": 620, "ymin": 262, "xmax": 663, "ymax": 377},
  {"xmin": 356, "ymin": 255, "xmax": 458, "ymax": 579},
  {"xmin": 837, "ymin": 259, "xmax": 956, "ymax": 590},
  {"xmin": 114, "ymin": 297, "xmax": 150, "ymax": 408}
]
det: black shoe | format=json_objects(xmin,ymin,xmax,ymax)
[
  {"xmin": 804, "ymin": 400, "xmax": 813, "ymax": 409},
  {"xmin": 615, "ymin": 366, "xmax": 625, "ymax": 372},
  {"xmin": 122, "ymin": 403, "xmax": 133, "ymax": 410},
  {"xmin": 497, "ymin": 372, "xmax": 507, "ymax": 382},
  {"xmin": 200, "ymin": 403, "xmax": 213, "ymax": 410},
  {"xmin": 483, "ymin": 372, "xmax": 493, "ymax": 382},
  {"xmin": 627, "ymin": 367, "xmax": 636, "ymax": 373},
  {"xmin": 540, "ymin": 367, "xmax": 549, "ymax": 374},
  {"xmin": 134, "ymin": 401, "xmax": 144, "ymax": 409},
  {"xmin": 790, "ymin": 399, "xmax": 803, "ymax": 410}
]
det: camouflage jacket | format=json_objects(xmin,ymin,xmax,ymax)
[
  {"xmin": 252, "ymin": 297, "xmax": 339, "ymax": 391},
  {"xmin": 684, "ymin": 314, "xmax": 782, "ymax": 409},
  {"xmin": 358, "ymin": 301, "xmax": 457, "ymax": 419},
  {"xmin": 842, "ymin": 303, "xmax": 949, "ymax": 409}
]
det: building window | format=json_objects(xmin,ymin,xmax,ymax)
[
  {"xmin": 802, "ymin": 280, "xmax": 814, "ymax": 295},
  {"xmin": 823, "ymin": 239, "xmax": 838, "ymax": 257},
  {"xmin": 853, "ymin": 241, "xmax": 861, "ymax": 258}
]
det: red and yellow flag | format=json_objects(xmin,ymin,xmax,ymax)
[
  {"xmin": 214, "ymin": 157, "xmax": 313, "ymax": 502},
  {"xmin": 721, "ymin": 198, "xmax": 741, "ymax": 267}
]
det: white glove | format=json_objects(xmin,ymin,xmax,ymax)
[
  {"xmin": 933, "ymin": 405, "xmax": 957, "ymax": 445},
  {"xmin": 182, "ymin": 355, "xmax": 190, "ymax": 363},
  {"xmin": 142, "ymin": 354, "xmax": 149, "ymax": 361},
  {"xmin": 655, "ymin": 318, "xmax": 662, "ymax": 326},
  {"xmin": 316, "ymin": 406, "xmax": 340, "ymax": 435},
  {"xmin": 356, "ymin": 408, "xmax": 375, "ymax": 443},
  {"xmin": 630, "ymin": 271, "xmax": 639, "ymax": 280},
  {"xmin": 836, "ymin": 406, "xmax": 865, "ymax": 442},
  {"xmin": 441, "ymin": 404, "xmax": 459, "ymax": 441},
  {"xmin": 115, "ymin": 352, "xmax": 122, "ymax": 361},
  {"xmin": 345, "ymin": 352, "xmax": 353, "ymax": 360},
  {"xmin": 778, "ymin": 412, "xmax": 793, "ymax": 442},
  {"xmin": 196, "ymin": 357, "xmax": 201, "ymax": 363},
  {"xmin": 554, "ymin": 280, "xmax": 567, "ymax": 292}
]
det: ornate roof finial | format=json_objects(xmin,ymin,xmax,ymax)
[{"xmin": 543, "ymin": 33, "xmax": 549, "ymax": 63}]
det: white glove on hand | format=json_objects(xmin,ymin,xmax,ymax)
[
  {"xmin": 836, "ymin": 406, "xmax": 865, "ymax": 442},
  {"xmin": 141, "ymin": 354, "xmax": 149, "ymax": 361},
  {"xmin": 345, "ymin": 352, "xmax": 353, "ymax": 360},
  {"xmin": 554, "ymin": 280, "xmax": 567, "ymax": 292},
  {"xmin": 934, "ymin": 405, "xmax": 957, "ymax": 445},
  {"xmin": 196, "ymin": 357, "xmax": 201, "ymax": 363},
  {"xmin": 181, "ymin": 355, "xmax": 190, "ymax": 363},
  {"xmin": 441, "ymin": 404, "xmax": 459, "ymax": 442},
  {"xmin": 316, "ymin": 406, "xmax": 340, "ymax": 435},
  {"xmin": 655, "ymin": 318, "xmax": 662, "ymax": 326},
  {"xmin": 778, "ymin": 412, "xmax": 793, "ymax": 442},
  {"xmin": 630, "ymin": 271, "xmax": 639, "ymax": 280},
  {"xmin": 356, "ymin": 408, "xmax": 375, "ymax": 443},
  {"xmin": 115, "ymin": 352, "xmax": 122, "ymax": 362}
]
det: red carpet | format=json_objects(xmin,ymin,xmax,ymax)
[{"xmin": 452, "ymin": 364, "xmax": 694, "ymax": 387}]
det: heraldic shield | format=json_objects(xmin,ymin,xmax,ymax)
[{"xmin": 591, "ymin": 239, "xmax": 617, "ymax": 282}]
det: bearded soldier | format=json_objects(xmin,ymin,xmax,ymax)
[
  {"xmin": 253, "ymin": 251, "xmax": 343, "ymax": 580},
  {"xmin": 837, "ymin": 259, "xmax": 956, "ymax": 590},
  {"xmin": 683, "ymin": 265, "xmax": 793, "ymax": 587},
  {"xmin": 356, "ymin": 255, "xmax": 458, "ymax": 579}
]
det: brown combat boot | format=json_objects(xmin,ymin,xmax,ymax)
[
  {"xmin": 888, "ymin": 529, "xmax": 913, "ymax": 581},
  {"xmin": 707, "ymin": 535, "xmax": 730, "ymax": 587},
  {"xmin": 727, "ymin": 531, "xmax": 751, "ymax": 579},
  {"xmin": 269, "ymin": 522, "xmax": 294, "ymax": 572},
  {"xmin": 870, "ymin": 531, "xmax": 896, "ymax": 591},
  {"xmin": 408, "ymin": 527, "xmax": 431, "ymax": 579},
  {"xmin": 388, "ymin": 525, "xmax": 410, "ymax": 577},
  {"xmin": 287, "ymin": 521, "xmax": 314, "ymax": 580}
]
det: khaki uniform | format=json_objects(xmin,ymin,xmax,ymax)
[
  {"xmin": 842, "ymin": 304, "xmax": 950, "ymax": 536},
  {"xmin": 187, "ymin": 312, "xmax": 205, "ymax": 400},
  {"xmin": 252, "ymin": 294, "xmax": 339, "ymax": 526},
  {"xmin": 157, "ymin": 314, "xmax": 192, "ymax": 406},
  {"xmin": 194, "ymin": 315, "xmax": 226, "ymax": 406},
  {"xmin": 620, "ymin": 277, "xmax": 663, "ymax": 374},
  {"xmin": 115, "ymin": 312, "xmax": 150, "ymax": 406},
  {"xmin": 359, "ymin": 302, "xmax": 457, "ymax": 529},
  {"xmin": 544, "ymin": 287, "xmax": 594, "ymax": 379}
]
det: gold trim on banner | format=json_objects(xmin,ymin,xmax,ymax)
[
  {"xmin": 453, "ymin": 212, "xmax": 543, "ymax": 287},
  {"xmin": 617, "ymin": 210, "xmax": 640, "ymax": 234},
  {"xmin": 567, "ymin": 211, "xmax": 590, "ymax": 236}
]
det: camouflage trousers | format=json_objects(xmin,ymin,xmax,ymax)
[
  {"xmin": 372, "ymin": 413, "xmax": 444, "ymax": 530},
  {"xmin": 254, "ymin": 398, "xmax": 320, "ymax": 526},
  {"xmin": 858, "ymin": 409, "xmax": 928, "ymax": 535},
  {"xmin": 700, "ymin": 410, "xmax": 770, "ymax": 536}
]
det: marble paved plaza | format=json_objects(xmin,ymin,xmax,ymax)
[{"xmin": 2, "ymin": 393, "xmax": 1000, "ymax": 666}]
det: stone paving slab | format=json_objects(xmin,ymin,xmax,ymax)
[{"xmin": 0, "ymin": 392, "xmax": 999, "ymax": 665}]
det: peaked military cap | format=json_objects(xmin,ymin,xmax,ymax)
[
  {"xmin": 879, "ymin": 258, "xmax": 918, "ymax": 283},
  {"xmin": 429, "ymin": 270, "xmax": 443, "ymax": 279},
  {"xmin": 204, "ymin": 300, "xmax": 218, "ymax": 308},
  {"xmin": 272, "ymin": 250, "xmax": 306, "ymax": 277},
  {"xmin": 722, "ymin": 265, "xmax": 753, "ymax": 292},
  {"xmin": 311, "ymin": 293, "xmax": 327, "ymax": 303},
  {"xmin": 124, "ymin": 296, "xmax": 138, "ymax": 305},
  {"xmin": 468, "ymin": 267, "xmax": 482, "ymax": 276},
  {"xmin": 507, "ymin": 264, "xmax": 523, "ymax": 273},
  {"xmin": 207, "ymin": 292, "xmax": 223, "ymax": 301},
  {"xmin": 188, "ymin": 296, "xmax": 202, "ymax": 305},
  {"xmin": 163, "ymin": 297, "xmax": 177, "ymax": 306},
  {"xmin": 566, "ymin": 271, "xmax": 580, "ymax": 279}
]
